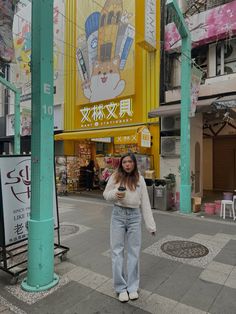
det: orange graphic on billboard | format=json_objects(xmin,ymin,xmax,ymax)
[{"xmin": 77, "ymin": 0, "xmax": 135, "ymax": 105}]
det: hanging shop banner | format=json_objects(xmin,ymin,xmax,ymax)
[
  {"xmin": 165, "ymin": 1, "xmax": 236, "ymax": 51},
  {"xmin": 144, "ymin": 0, "xmax": 157, "ymax": 51},
  {"xmin": 0, "ymin": 0, "xmax": 19, "ymax": 63},
  {"xmin": 77, "ymin": 0, "xmax": 135, "ymax": 105},
  {"xmin": 190, "ymin": 65, "xmax": 203, "ymax": 117},
  {"xmin": 0, "ymin": 156, "xmax": 58, "ymax": 246},
  {"xmin": 138, "ymin": 127, "xmax": 151, "ymax": 148}
]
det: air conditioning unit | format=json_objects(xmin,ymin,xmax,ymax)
[
  {"xmin": 161, "ymin": 136, "xmax": 180, "ymax": 157},
  {"xmin": 161, "ymin": 116, "xmax": 180, "ymax": 131},
  {"xmin": 217, "ymin": 61, "xmax": 236, "ymax": 75},
  {"xmin": 217, "ymin": 39, "xmax": 236, "ymax": 63}
]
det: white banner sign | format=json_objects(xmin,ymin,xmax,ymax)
[
  {"xmin": 0, "ymin": 156, "xmax": 58, "ymax": 246},
  {"xmin": 145, "ymin": 0, "xmax": 157, "ymax": 50},
  {"xmin": 190, "ymin": 66, "xmax": 203, "ymax": 117},
  {"xmin": 140, "ymin": 127, "xmax": 151, "ymax": 148}
]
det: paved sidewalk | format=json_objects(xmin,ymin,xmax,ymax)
[{"xmin": 1, "ymin": 195, "xmax": 236, "ymax": 313}]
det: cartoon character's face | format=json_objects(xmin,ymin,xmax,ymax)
[{"xmin": 91, "ymin": 57, "xmax": 120, "ymax": 88}]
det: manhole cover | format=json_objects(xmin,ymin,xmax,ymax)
[
  {"xmin": 161, "ymin": 240, "xmax": 209, "ymax": 259},
  {"xmin": 59, "ymin": 224, "xmax": 79, "ymax": 236}
]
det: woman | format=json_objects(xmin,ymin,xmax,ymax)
[
  {"xmin": 85, "ymin": 160, "xmax": 95, "ymax": 191},
  {"xmin": 103, "ymin": 153, "xmax": 156, "ymax": 303}
]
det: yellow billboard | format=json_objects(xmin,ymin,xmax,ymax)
[{"xmin": 76, "ymin": 0, "xmax": 135, "ymax": 105}]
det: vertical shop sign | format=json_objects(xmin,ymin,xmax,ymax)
[
  {"xmin": 139, "ymin": 127, "xmax": 151, "ymax": 148},
  {"xmin": 145, "ymin": 0, "xmax": 156, "ymax": 50},
  {"xmin": 0, "ymin": 156, "xmax": 58, "ymax": 246},
  {"xmin": 77, "ymin": 0, "xmax": 135, "ymax": 105},
  {"xmin": 190, "ymin": 65, "xmax": 202, "ymax": 117}
]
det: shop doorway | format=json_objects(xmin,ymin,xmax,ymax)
[
  {"xmin": 213, "ymin": 136, "xmax": 236, "ymax": 191},
  {"xmin": 195, "ymin": 142, "xmax": 200, "ymax": 193}
]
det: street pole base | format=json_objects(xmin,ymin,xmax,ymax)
[
  {"xmin": 180, "ymin": 184, "xmax": 191, "ymax": 214},
  {"xmin": 21, "ymin": 273, "xmax": 59, "ymax": 292}
]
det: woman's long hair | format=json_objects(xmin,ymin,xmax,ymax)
[
  {"xmin": 114, "ymin": 153, "xmax": 139, "ymax": 191},
  {"xmin": 87, "ymin": 160, "xmax": 94, "ymax": 171}
]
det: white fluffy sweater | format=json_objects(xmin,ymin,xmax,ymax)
[{"xmin": 103, "ymin": 174, "xmax": 156, "ymax": 233}]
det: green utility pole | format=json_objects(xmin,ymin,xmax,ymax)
[
  {"xmin": 0, "ymin": 76, "xmax": 20, "ymax": 155},
  {"xmin": 21, "ymin": 0, "xmax": 59, "ymax": 292},
  {"xmin": 166, "ymin": 0, "xmax": 192, "ymax": 214}
]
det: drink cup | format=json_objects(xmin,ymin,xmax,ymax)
[{"xmin": 118, "ymin": 186, "xmax": 126, "ymax": 198}]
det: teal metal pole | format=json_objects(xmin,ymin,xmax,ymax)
[
  {"xmin": 14, "ymin": 91, "xmax": 21, "ymax": 155},
  {"xmin": 0, "ymin": 76, "xmax": 21, "ymax": 154},
  {"xmin": 21, "ymin": 0, "xmax": 59, "ymax": 292},
  {"xmin": 166, "ymin": 0, "xmax": 192, "ymax": 214},
  {"xmin": 180, "ymin": 37, "xmax": 191, "ymax": 214}
]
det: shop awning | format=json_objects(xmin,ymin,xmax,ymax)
[
  {"xmin": 212, "ymin": 95, "xmax": 236, "ymax": 109},
  {"xmin": 54, "ymin": 125, "xmax": 145, "ymax": 141},
  {"xmin": 148, "ymin": 97, "xmax": 218, "ymax": 118},
  {"xmin": 148, "ymin": 104, "xmax": 181, "ymax": 117}
]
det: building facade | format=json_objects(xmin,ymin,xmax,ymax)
[
  {"xmin": 0, "ymin": 0, "xmax": 65, "ymax": 155},
  {"xmin": 150, "ymin": 0, "xmax": 236, "ymax": 196},
  {"xmin": 55, "ymin": 0, "xmax": 161, "ymax": 192}
]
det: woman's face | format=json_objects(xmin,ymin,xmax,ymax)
[{"xmin": 122, "ymin": 156, "xmax": 135, "ymax": 173}]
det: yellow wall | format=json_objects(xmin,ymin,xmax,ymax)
[
  {"xmin": 64, "ymin": 0, "xmax": 77, "ymax": 130},
  {"xmin": 64, "ymin": 0, "xmax": 160, "ymax": 176}
]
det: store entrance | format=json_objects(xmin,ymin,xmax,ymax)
[
  {"xmin": 213, "ymin": 136, "xmax": 236, "ymax": 191},
  {"xmin": 55, "ymin": 138, "xmax": 154, "ymax": 196}
]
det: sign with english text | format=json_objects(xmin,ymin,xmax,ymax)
[
  {"xmin": 0, "ymin": 156, "xmax": 58, "ymax": 246},
  {"xmin": 80, "ymin": 98, "xmax": 134, "ymax": 128}
]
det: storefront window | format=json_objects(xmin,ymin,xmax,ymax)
[{"xmin": 96, "ymin": 142, "xmax": 109, "ymax": 155}]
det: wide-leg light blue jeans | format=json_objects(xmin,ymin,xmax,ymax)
[{"xmin": 110, "ymin": 205, "xmax": 142, "ymax": 294}]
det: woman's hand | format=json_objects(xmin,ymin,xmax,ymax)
[{"xmin": 116, "ymin": 192, "xmax": 125, "ymax": 199}]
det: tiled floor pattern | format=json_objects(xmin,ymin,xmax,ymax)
[
  {"xmin": 0, "ymin": 295, "xmax": 25, "ymax": 314},
  {"xmin": 143, "ymin": 233, "xmax": 234, "ymax": 269},
  {"xmin": 5, "ymin": 276, "xmax": 70, "ymax": 305},
  {"xmin": 58, "ymin": 222, "xmax": 91, "ymax": 241},
  {"xmin": 57, "ymin": 203, "xmax": 78, "ymax": 214},
  {"xmin": 61, "ymin": 265, "xmax": 209, "ymax": 314},
  {"xmin": 3, "ymin": 229, "xmax": 236, "ymax": 314},
  {"xmin": 4, "ymin": 264, "xmax": 208, "ymax": 314}
]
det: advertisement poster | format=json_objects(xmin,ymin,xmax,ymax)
[
  {"xmin": 0, "ymin": 156, "xmax": 58, "ymax": 246},
  {"xmin": 12, "ymin": 0, "xmax": 65, "ymax": 106},
  {"xmin": 77, "ymin": 0, "xmax": 135, "ymax": 105},
  {"xmin": 21, "ymin": 108, "xmax": 31, "ymax": 136},
  {"xmin": 0, "ymin": 0, "xmax": 19, "ymax": 63}
]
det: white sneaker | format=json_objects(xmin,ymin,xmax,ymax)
[
  {"xmin": 118, "ymin": 291, "xmax": 129, "ymax": 302},
  {"xmin": 129, "ymin": 291, "xmax": 139, "ymax": 300}
]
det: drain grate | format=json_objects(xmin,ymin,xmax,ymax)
[
  {"xmin": 161, "ymin": 240, "xmax": 209, "ymax": 259},
  {"xmin": 59, "ymin": 224, "xmax": 80, "ymax": 237}
]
